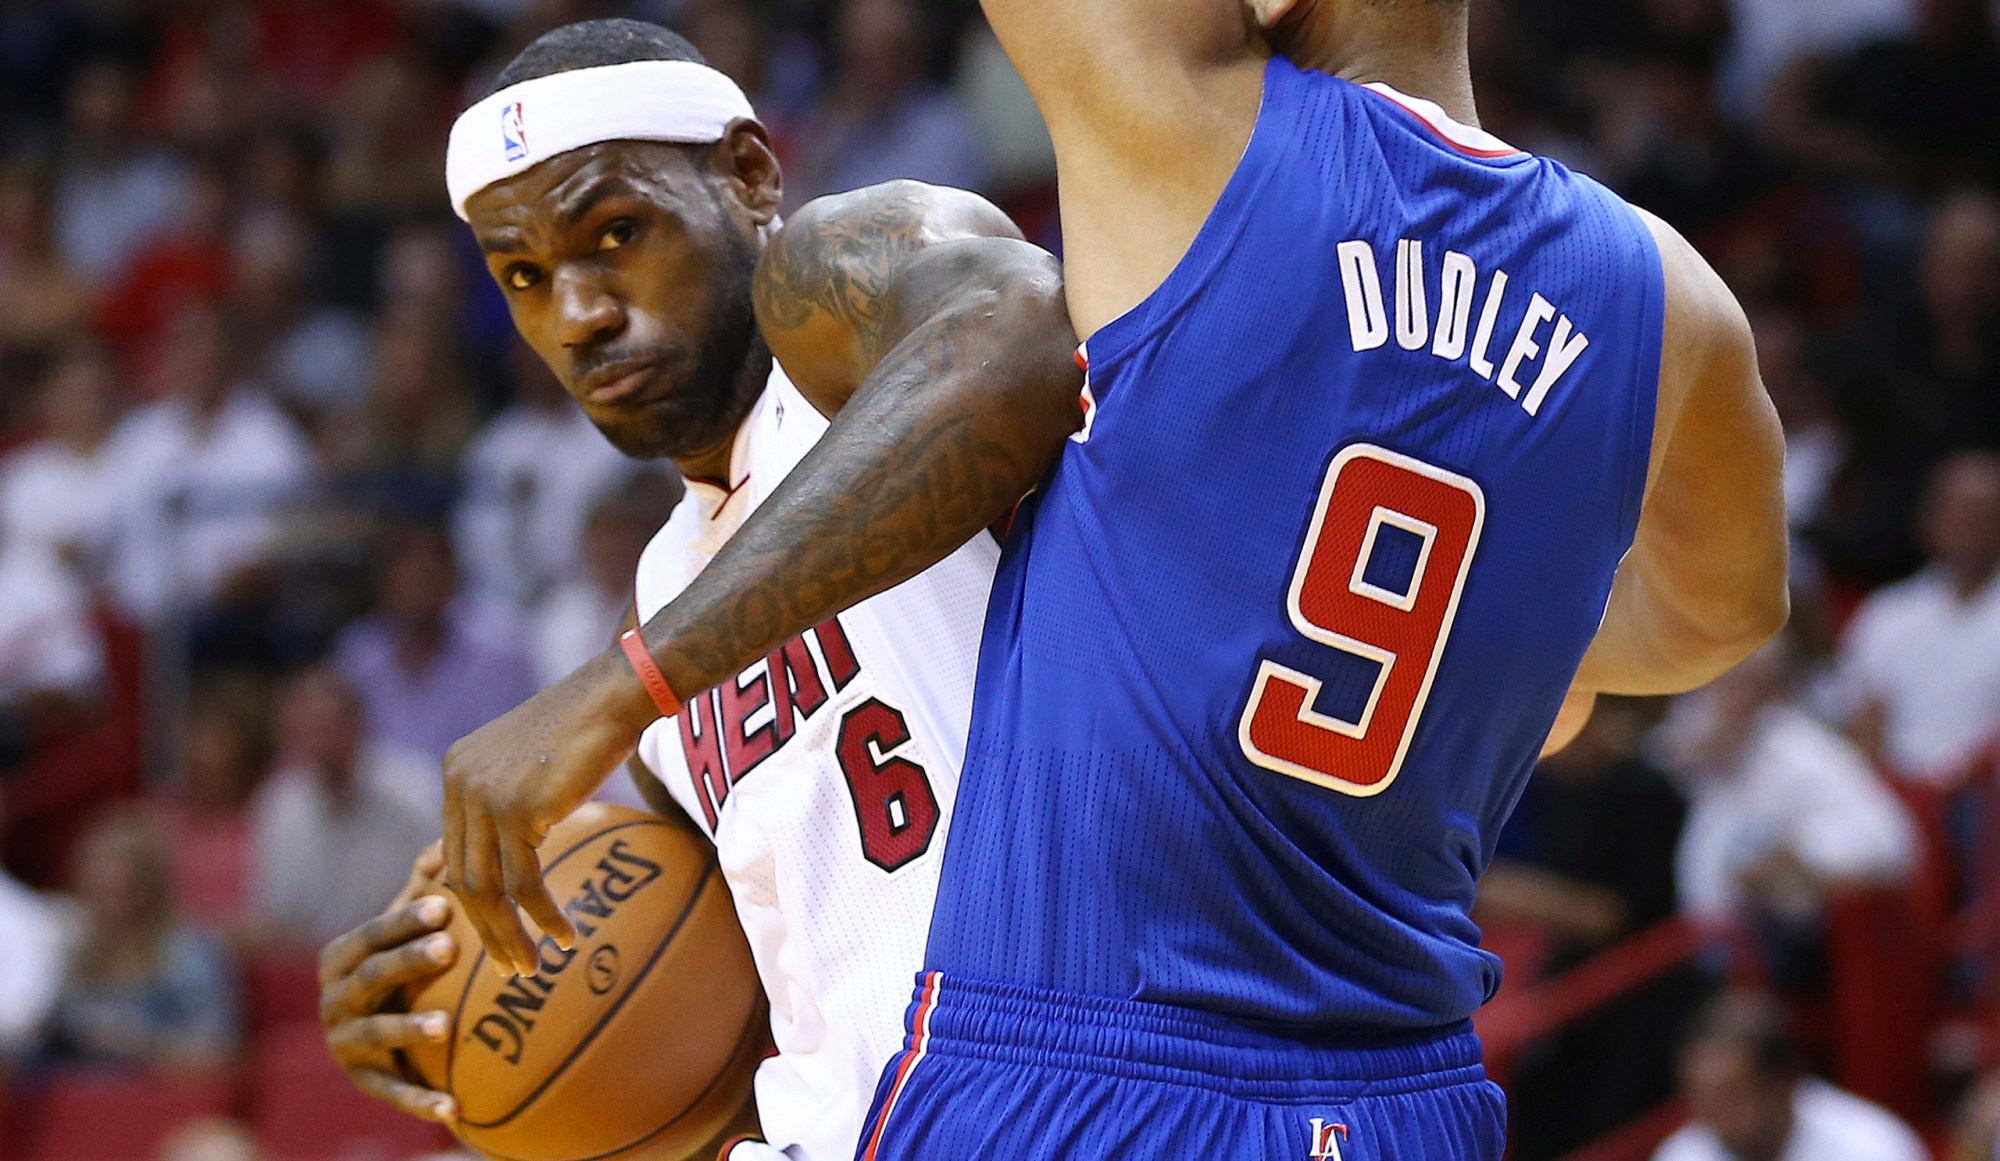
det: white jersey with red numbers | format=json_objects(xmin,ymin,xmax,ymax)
[{"xmin": 632, "ymin": 366, "xmax": 995, "ymax": 1161}]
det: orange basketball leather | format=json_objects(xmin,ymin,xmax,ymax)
[{"xmin": 405, "ymin": 804, "xmax": 765, "ymax": 1161}]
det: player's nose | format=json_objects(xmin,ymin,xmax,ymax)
[{"xmin": 552, "ymin": 266, "xmax": 626, "ymax": 349}]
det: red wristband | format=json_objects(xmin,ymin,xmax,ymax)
[{"xmin": 619, "ymin": 629, "xmax": 683, "ymax": 720}]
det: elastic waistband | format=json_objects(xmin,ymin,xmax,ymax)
[{"xmin": 903, "ymin": 973, "xmax": 1487, "ymax": 1099}]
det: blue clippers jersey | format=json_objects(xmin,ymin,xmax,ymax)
[{"xmin": 925, "ymin": 59, "xmax": 1665, "ymax": 1031}]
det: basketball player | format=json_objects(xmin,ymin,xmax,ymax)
[
  {"xmin": 441, "ymin": 4, "xmax": 1791, "ymax": 1160},
  {"xmin": 315, "ymin": 20, "xmax": 1081, "ymax": 1161}
]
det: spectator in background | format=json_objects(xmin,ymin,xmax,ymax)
[
  {"xmin": 529, "ymin": 474, "xmax": 684, "ymax": 688},
  {"xmin": 1907, "ymin": 189, "xmax": 2000, "ymax": 448},
  {"xmin": 1664, "ymin": 636, "xmax": 1916, "ymax": 986},
  {"xmin": 94, "ymin": 165, "xmax": 234, "ymax": 372},
  {"xmin": 156, "ymin": 1118, "xmax": 268, "ymax": 1161},
  {"xmin": 953, "ymin": 22, "xmax": 1057, "ymax": 229},
  {"xmin": 0, "ymin": 509, "xmax": 105, "ymax": 772},
  {"xmin": 103, "ymin": 303, "xmax": 317, "ymax": 623},
  {"xmin": 157, "ymin": 675, "xmax": 276, "ymax": 934},
  {"xmin": 247, "ymin": 666, "xmax": 434, "ymax": 947},
  {"xmin": 321, "ymin": 48, "xmax": 450, "ymax": 222},
  {"xmin": 1815, "ymin": 189, "xmax": 2000, "ymax": 513},
  {"xmin": 1718, "ymin": 0, "xmax": 1908, "ymax": 118},
  {"xmin": 1482, "ymin": 698, "xmax": 1697, "ymax": 1160},
  {"xmin": 331, "ymin": 311, "xmax": 477, "ymax": 520},
  {"xmin": 1619, "ymin": 43, "xmax": 1786, "ymax": 243},
  {"xmin": 229, "ymin": 210, "xmax": 374, "ymax": 418},
  {"xmin": 1768, "ymin": 0, "xmax": 2000, "ymax": 191},
  {"xmin": 41, "ymin": 807, "xmax": 238, "ymax": 1074},
  {"xmin": 50, "ymin": 58, "xmax": 193, "ymax": 288},
  {"xmin": 1485, "ymin": 699, "xmax": 1688, "ymax": 967},
  {"xmin": 0, "ymin": 342, "xmax": 125, "ymax": 582},
  {"xmin": 1754, "ymin": 313, "xmax": 1845, "ymax": 537},
  {"xmin": 1653, "ymin": 992, "xmax": 1926, "ymax": 1161},
  {"xmin": 1838, "ymin": 452, "xmax": 2000, "ymax": 786},
  {"xmin": 0, "ymin": 784, "xmax": 71, "ymax": 1074},
  {"xmin": 243, "ymin": 0, "xmax": 401, "ymax": 116},
  {"xmin": 0, "ymin": 161, "xmax": 90, "ymax": 361},
  {"xmin": 784, "ymin": 0, "xmax": 989, "ymax": 205},
  {"xmin": 237, "ymin": 121, "xmax": 328, "ymax": 231},
  {"xmin": 684, "ymin": 0, "xmax": 791, "ymax": 143},
  {"xmin": 455, "ymin": 345, "xmax": 638, "ymax": 615},
  {"xmin": 333, "ymin": 523, "xmax": 536, "ymax": 772}
]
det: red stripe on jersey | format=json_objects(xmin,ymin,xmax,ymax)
[
  {"xmin": 1365, "ymin": 86, "xmax": 1522, "ymax": 159},
  {"xmin": 861, "ymin": 971, "xmax": 943, "ymax": 1161}
]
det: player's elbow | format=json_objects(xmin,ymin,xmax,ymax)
[
  {"xmin": 1716, "ymin": 576, "xmax": 1792, "ymax": 668},
  {"xmin": 932, "ymin": 238, "xmax": 1071, "ymax": 346},
  {"xmin": 919, "ymin": 239, "xmax": 1082, "ymax": 418},
  {"xmin": 1748, "ymin": 574, "xmax": 1793, "ymax": 645},
  {"xmin": 1677, "ymin": 569, "xmax": 1793, "ymax": 689}
]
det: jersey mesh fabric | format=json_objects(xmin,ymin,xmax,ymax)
[
  {"xmin": 924, "ymin": 57, "xmax": 1665, "ymax": 1031},
  {"xmin": 633, "ymin": 370, "xmax": 998, "ymax": 1161}
]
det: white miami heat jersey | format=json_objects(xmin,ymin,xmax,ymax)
[{"xmin": 632, "ymin": 367, "xmax": 995, "ymax": 1161}]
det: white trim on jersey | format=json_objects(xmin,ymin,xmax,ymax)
[{"xmin": 1362, "ymin": 82, "xmax": 1522, "ymax": 159}]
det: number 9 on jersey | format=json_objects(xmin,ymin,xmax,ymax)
[{"xmin": 1238, "ymin": 444, "xmax": 1486, "ymax": 797}]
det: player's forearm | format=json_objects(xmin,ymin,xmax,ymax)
[{"xmin": 617, "ymin": 258, "xmax": 1081, "ymax": 721}]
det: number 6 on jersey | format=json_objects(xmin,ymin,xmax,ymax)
[{"xmin": 1239, "ymin": 444, "xmax": 1485, "ymax": 796}]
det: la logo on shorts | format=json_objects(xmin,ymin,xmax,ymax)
[
  {"xmin": 1307, "ymin": 1118, "xmax": 1350, "ymax": 1160},
  {"xmin": 501, "ymin": 101, "xmax": 528, "ymax": 161}
]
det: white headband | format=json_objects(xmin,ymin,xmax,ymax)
[{"xmin": 446, "ymin": 60, "xmax": 757, "ymax": 221}]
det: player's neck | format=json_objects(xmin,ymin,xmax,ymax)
[
  {"xmin": 673, "ymin": 335, "xmax": 775, "ymax": 486},
  {"xmin": 1279, "ymin": 9, "xmax": 1478, "ymax": 127}
]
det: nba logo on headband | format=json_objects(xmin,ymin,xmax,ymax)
[
  {"xmin": 447, "ymin": 61, "xmax": 757, "ymax": 219},
  {"xmin": 500, "ymin": 102, "xmax": 527, "ymax": 162}
]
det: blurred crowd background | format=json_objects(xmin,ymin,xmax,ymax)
[{"xmin": 0, "ymin": 0, "xmax": 1998, "ymax": 1159}]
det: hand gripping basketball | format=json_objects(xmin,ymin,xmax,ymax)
[
  {"xmin": 319, "ymin": 844, "xmax": 460, "ymax": 1123},
  {"xmin": 443, "ymin": 649, "xmax": 657, "ymax": 977}
]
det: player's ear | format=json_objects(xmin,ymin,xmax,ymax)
[
  {"xmin": 714, "ymin": 119, "xmax": 783, "ymax": 227},
  {"xmin": 1244, "ymin": 0, "xmax": 1300, "ymax": 28}
]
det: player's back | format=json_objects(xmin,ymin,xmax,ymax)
[{"xmin": 927, "ymin": 56, "xmax": 1664, "ymax": 1032}]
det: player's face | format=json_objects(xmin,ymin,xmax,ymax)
[
  {"xmin": 1680, "ymin": 1044, "xmax": 1792, "ymax": 1161},
  {"xmin": 468, "ymin": 132, "xmax": 782, "ymax": 461}
]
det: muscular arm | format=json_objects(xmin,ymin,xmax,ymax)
[
  {"xmin": 639, "ymin": 182, "xmax": 1081, "ymax": 697},
  {"xmin": 1570, "ymin": 212, "xmax": 1790, "ymax": 696},
  {"xmin": 977, "ymin": 0, "xmax": 1266, "ymax": 336},
  {"xmin": 444, "ymin": 184, "xmax": 1083, "ymax": 974}
]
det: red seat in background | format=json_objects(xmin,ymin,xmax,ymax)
[
  {"xmin": 245, "ymin": 1022, "xmax": 455, "ymax": 1161},
  {"xmin": 0, "ymin": 606, "xmax": 147, "ymax": 890},
  {"xmin": 240, "ymin": 949, "xmax": 325, "ymax": 1036},
  {"xmin": 6, "ymin": 1073, "xmax": 234, "ymax": 1161}
]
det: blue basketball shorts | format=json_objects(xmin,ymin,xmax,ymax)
[{"xmin": 856, "ymin": 973, "xmax": 1505, "ymax": 1161}]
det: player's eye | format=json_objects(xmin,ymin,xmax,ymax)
[
  {"xmin": 597, "ymin": 219, "xmax": 639, "ymax": 252},
  {"xmin": 505, "ymin": 264, "xmax": 542, "ymax": 292}
]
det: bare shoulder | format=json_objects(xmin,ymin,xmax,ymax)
[
  {"xmin": 1632, "ymin": 206, "xmax": 1760, "ymax": 470},
  {"xmin": 755, "ymin": 182, "xmax": 1021, "ymax": 332},
  {"xmin": 1635, "ymin": 207, "xmax": 1755, "ymax": 385},
  {"xmin": 753, "ymin": 182, "xmax": 1033, "ymax": 405}
]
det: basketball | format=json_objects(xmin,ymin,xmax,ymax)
[{"xmin": 404, "ymin": 804, "xmax": 766, "ymax": 1161}]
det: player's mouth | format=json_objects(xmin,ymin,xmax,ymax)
[{"xmin": 581, "ymin": 357, "xmax": 670, "ymax": 407}]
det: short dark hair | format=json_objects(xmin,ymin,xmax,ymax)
[
  {"xmin": 488, "ymin": 19, "xmax": 708, "ymax": 95},
  {"xmin": 1682, "ymin": 993, "xmax": 1801, "ymax": 1079}
]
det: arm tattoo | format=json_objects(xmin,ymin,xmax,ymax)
[
  {"xmin": 646, "ymin": 262, "xmax": 1079, "ymax": 698},
  {"xmin": 753, "ymin": 186, "xmax": 934, "ymax": 364}
]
